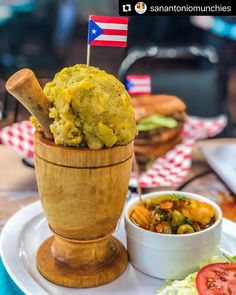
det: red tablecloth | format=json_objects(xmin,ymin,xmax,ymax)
[{"xmin": 0, "ymin": 115, "xmax": 227, "ymax": 188}]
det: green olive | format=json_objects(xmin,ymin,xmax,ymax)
[
  {"xmin": 169, "ymin": 210, "xmax": 184, "ymax": 227},
  {"xmin": 177, "ymin": 224, "xmax": 195, "ymax": 234},
  {"xmin": 145, "ymin": 199, "xmax": 156, "ymax": 210}
]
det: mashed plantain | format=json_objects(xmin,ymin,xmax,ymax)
[{"xmin": 42, "ymin": 64, "xmax": 137, "ymax": 149}]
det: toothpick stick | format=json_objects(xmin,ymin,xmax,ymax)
[
  {"xmin": 86, "ymin": 44, "xmax": 91, "ymax": 66},
  {"xmin": 133, "ymin": 152, "xmax": 143, "ymax": 204}
]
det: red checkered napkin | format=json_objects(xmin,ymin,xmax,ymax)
[
  {"xmin": 0, "ymin": 120, "xmax": 35, "ymax": 161},
  {"xmin": 0, "ymin": 115, "xmax": 227, "ymax": 186},
  {"xmin": 130, "ymin": 115, "xmax": 227, "ymax": 188}
]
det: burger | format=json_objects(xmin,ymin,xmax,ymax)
[{"xmin": 132, "ymin": 95, "xmax": 186, "ymax": 170}]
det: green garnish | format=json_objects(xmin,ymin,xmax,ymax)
[
  {"xmin": 170, "ymin": 194, "xmax": 186, "ymax": 202},
  {"xmin": 183, "ymin": 216, "xmax": 194, "ymax": 226},
  {"xmin": 223, "ymin": 253, "xmax": 236, "ymax": 262}
]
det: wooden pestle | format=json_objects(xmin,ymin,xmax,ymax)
[{"xmin": 6, "ymin": 68, "xmax": 53, "ymax": 139}]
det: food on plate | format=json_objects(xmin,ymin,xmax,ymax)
[
  {"xmin": 34, "ymin": 64, "xmax": 137, "ymax": 148},
  {"xmin": 157, "ymin": 255, "xmax": 236, "ymax": 295},
  {"xmin": 130, "ymin": 194, "xmax": 215, "ymax": 234},
  {"xmin": 132, "ymin": 95, "xmax": 186, "ymax": 170},
  {"xmin": 196, "ymin": 263, "xmax": 236, "ymax": 295},
  {"xmin": 126, "ymin": 192, "xmax": 222, "ymax": 280}
]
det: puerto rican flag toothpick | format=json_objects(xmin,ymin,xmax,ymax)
[
  {"xmin": 126, "ymin": 75, "xmax": 151, "ymax": 95},
  {"xmin": 88, "ymin": 15, "xmax": 128, "ymax": 47},
  {"xmin": 87, "ymin": 15, "xmax": 128, "ymax": 65}
]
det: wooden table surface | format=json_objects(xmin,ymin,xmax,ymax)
[{"xmin": 0, "ymin": 138, "xmax": 236, "ymax": 232}]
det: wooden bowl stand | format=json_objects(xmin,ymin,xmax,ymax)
[{"xmin": 34, "ymin": 132, "xmax": 133, "ymax": 288}]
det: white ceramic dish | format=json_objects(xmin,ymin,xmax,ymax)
[
  {"xmin": 125, "ymin": 191, "xmax": 222, "ymax": 280},
  {"xmin": 0, "ymin": 200, "xmax": 236, "ymax": 295}
]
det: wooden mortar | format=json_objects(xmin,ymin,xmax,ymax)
[{"xmin": 34, "ymin": 131, "xmax": 133, "ymax": 288}]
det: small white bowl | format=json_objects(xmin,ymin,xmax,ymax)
[{"xmin": 125, "ymin": 191, "xmax": 222, "ymax": 280}]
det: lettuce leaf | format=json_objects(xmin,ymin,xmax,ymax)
[
  {"xmin": 138, "ymin": 114, "xmax": 177, "ymax": 131},
  {"xmin": 156, "ymin": 273, "xmax": 198, "ymax": 295},
  {"xmin": 156, "ymin": 255, "xmax": 228, "ymax": 295}
]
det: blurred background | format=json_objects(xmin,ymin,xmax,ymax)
[{"xmin": 0, "ymin": 1, "xmax": 235, "ymax": 129}]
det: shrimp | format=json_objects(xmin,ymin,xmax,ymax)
[
  {"xmin": 130, "ymin": 204, "xmax": 153, "ymax": 229},
  {"xmin": 190, "ymin": 202, "xmax": 215, "ymax": 226},
  {"xmin": 179, "ymin": 199, "xmax": 215, "ymax": 226}
]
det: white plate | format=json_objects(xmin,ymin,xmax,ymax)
[{"xmin": 1, "ymin": 201, "xmax": 236, "ymax": 295}]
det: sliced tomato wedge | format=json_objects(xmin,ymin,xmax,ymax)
[{"xmin": 196, "ymin": 263, "xmax": 236, "ymax": 295}]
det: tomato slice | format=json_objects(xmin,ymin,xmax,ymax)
[{"xmin": 196, "ymin": 263, "xmax": 236, "ymax": 295}]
